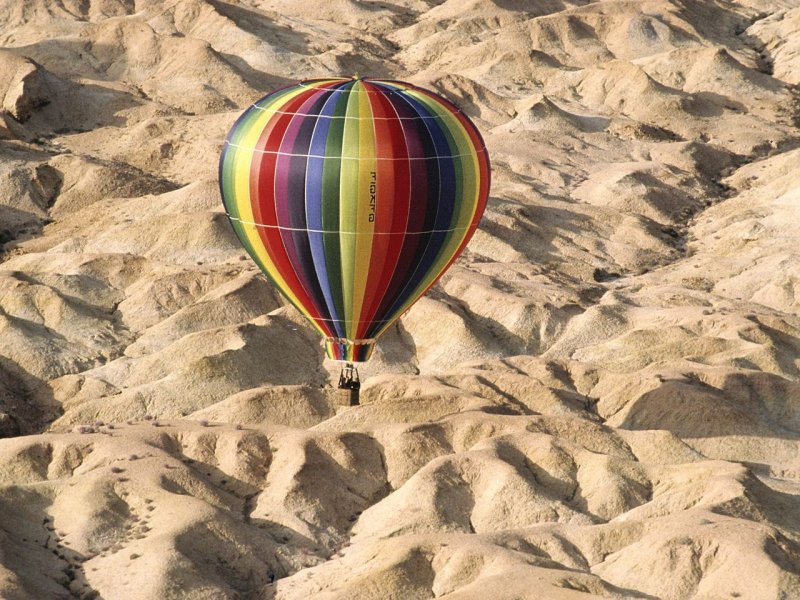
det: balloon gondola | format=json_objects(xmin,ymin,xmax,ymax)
[{"xmin": 219, "ymin": 77, "xmax": 491, "ymax": 404}]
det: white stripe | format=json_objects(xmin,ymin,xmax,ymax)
[
  {"xmin": 228, "ymin": 214, "xmax": 473, "ymax": 236},
  {"xmin": 224, "ymin": 141, "xmax": 485, "ymax": 160}
]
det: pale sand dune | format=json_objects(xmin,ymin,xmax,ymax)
[{"xmin": 0, "ymin": 0, "xmax": 799, "ymax": 598}]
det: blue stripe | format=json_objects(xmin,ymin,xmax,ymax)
[
  {"xmin": 369, "ymin": 88, "xmax": 458, "ymax": 336},
  {"xmin": 307, "ymin": 83, "xmax": 350, "ymax": 336},
  {"xmin": 277, "ymin": 88, "xmax": 337, "ymax": 327}
]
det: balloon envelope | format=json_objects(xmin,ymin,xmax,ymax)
[{"xmin": 219, "ymin": 77, "xmax": 490, "ymax": 362}]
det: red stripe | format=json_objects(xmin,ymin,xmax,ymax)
[
  {"xmin": 367, "ymin": 89, "xmax": 436, "ymax": 332},
  {"xmin": 411, "ymin": 87, "xmax": 491, "ymax": 217},
  {"xmin": 249, "ymin": 85, "xmax": 333, "ymax": 332},
  {"xmin": 357, "ymin": 85, "xmax": 414, "ymax": 337},
  {"xmin": 371, "ymin": 83, "xmax": 491, "ymax": 334},
  {"xmin": 421, "ymin": 91, "xmax": 491, "ymax": 227},
  {"xmin": 476, "ymin": 148, "xmax": 490, "ymax": 219},
  {"xmin": 388, "ymin": 210, "xmax": 483, "ymax": 335}
]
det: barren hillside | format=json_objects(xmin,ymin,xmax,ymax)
[{"xmin": 0, "ymin": 0, "xmax": 799, "ymax": 598}]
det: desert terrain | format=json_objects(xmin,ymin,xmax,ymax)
[{"xmin": 0, "ymin": 0, "xmax": 799, "ymax": 598}]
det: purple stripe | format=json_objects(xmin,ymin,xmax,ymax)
[
  {"xmin": 369, "ymin": 89, "xmax": 441, "ymax": 330},
  {"xmin": 306, "ymin": 84, "xmax": 349, "ymax": 336},
  {"xmin": 274, "ymin": 89, "xmax": 329, "ymax": 230},
  {"xmin": 273, "ymin": 87, "xmax": 336, "ymax": 324},
  {"xmin": 374, "ymin": 89, "xmax": 457, "ymax": 327}
]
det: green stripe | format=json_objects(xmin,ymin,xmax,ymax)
[
  {"xmin": 339, "ymin": 83, "xmax": 361, "ymax": 337},
  {"xmin": 223, "ymin": 86, "xmax": 321, "ymax": 326},
  {"xmin": 224, "ymin": 86, "xmax": 298, "ymax": 219},
  {"xmin": 253, "ymin": 86, "xmax": 301, "ymax": 109},
  {"xmin": 407, "ymin": 91, "xmax": 478, "ymax": 278},
  {"xmin": 374, "ymin": 90, "xmax": 483, "ymax": 338},
  {"xmin": 221, "ymin": 146, "xmax": 239, "ymax": 219},
  {"xmin": 321, "ymin": 85, "xmax": 351, "ymax": 328}
]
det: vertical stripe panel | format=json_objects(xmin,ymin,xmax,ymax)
[
  {"xmin": 378, "ymin": 88, "xmax": 478, "ymax": 323},
  {"xmin": 306, "ymin": 85, "xmax": 347, "ymax": 336},
  {"xmin": 357, "ymin": 83, "xmax": 410, "ymax": 336},
  {"xmin": 338, "ymin": 83, "xmax": 361, "ymax": 338},
  {"xmin": 250, "ymin": 88, "xmax": 332, "ymax": 332},
  {"xmin": 351, "ymin": 82, "xmax": 377, "ymax": 340},
  {"xmin": 321, "ymin": 83, "xmax": 352, "ymax": 335},
  {"xmin": 228, "ymin": 86, "xmax": 322, "ymax": 328}
]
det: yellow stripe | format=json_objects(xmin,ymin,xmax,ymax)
[
  {"xmin": 373, "ymin": 91, "xmax": 484, "ymax": 339},
  {"xmin": 339, "ymin": 83, "xmax": 360, "ymax": 337},
  {"xmin": 233, "ymin": 85, "xmax": 327, "ymax": 335},
  {"xmin": 405, "ymin": 90, "xmax": 481, "ymax": 234},
  {"xmin": 351, "ymin": 81, "xmax": 377, "ymax": 337}
]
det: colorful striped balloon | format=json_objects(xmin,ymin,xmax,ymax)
[{"xmin": 219, "ymin": 77, "xmax": 491, "ymax": 362}]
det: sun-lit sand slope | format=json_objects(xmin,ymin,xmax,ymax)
[{"xmin": 0, "ymin": 0, "xmax": 799, "ymax": 598}]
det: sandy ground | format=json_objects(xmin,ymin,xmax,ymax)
[{"xmin": 0, "ymin": 0, "xmax": 799, "ymax": 598}]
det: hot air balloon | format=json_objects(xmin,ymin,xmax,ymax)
[{"xmin": 219, "ymin": 77, "xmax": 490, "ymax": 403}]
